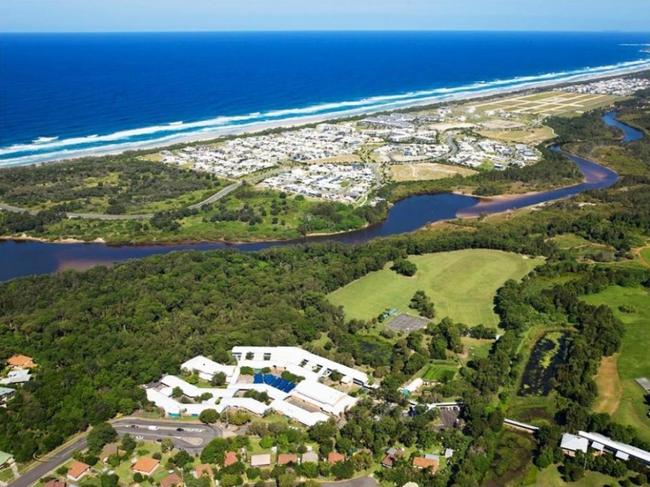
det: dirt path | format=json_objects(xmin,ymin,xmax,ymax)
[{"xmin": 594, "ymin": 353, "xmax": 622, "ymax": 415}]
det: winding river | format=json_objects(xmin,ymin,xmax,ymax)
[{"xmin": 0, "ymin": 113, "xmax": 642, "ymax": 282}]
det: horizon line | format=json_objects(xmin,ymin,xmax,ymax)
[{"xmin": 2, "ymin": 28, "xmax": 650, "ymax": 35}]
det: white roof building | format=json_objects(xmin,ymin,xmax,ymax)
[
  {"xmin": 0, "ymin": 369, "xmax": 31, "ymax": 385},
  {"xmin": 146, "ymin": 388, "xmax": 183, "ymax": 416},
  {"xmin": 578, "ymin": 431, "xmax": 650, "ymax": 465},
  {"xmin": 250, "ymin": 453, "xmax": 272, "ymax": 467},
  {"xmin": 402, "ymin": 378, "xmax": 424, "ymax": 394},
  {"xmin": 270, "ymin": 398, "xmax": 329, "ymax": 427},
  {"xmin": 291, "ymin": 380, "xmax": 358, "ymax": 416},
  {"xmin": 560, "ymin": 433, "xmax": 589, "ymax": 454},
  {"xmin": 181, "ymin": 355, "xmax": 236, "ymax": 381},
  {"xmin": 231, "ymin": 346, "xmax": 369, "ymax": 386}
]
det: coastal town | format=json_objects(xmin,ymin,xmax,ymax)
[{"xmin": 154, "ymin": 77, "xmax": 650, "ymax": 206}]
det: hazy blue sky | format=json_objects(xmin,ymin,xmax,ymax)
[{"xmin": 2, "ymin": 0, "xmax": 650, "ymax": 33}]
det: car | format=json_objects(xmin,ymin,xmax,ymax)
[
  {"xmin": 147, "ymin": 425, "xmax": 159, "ymax": 431},
  {"xmin": 176, "ymin": 427, "xmax": 184, "ymax": 432}
]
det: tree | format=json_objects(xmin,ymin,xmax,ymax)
[
  {"xmin": 172, "ymin": 387, "xmax": 184, "ymax": 398},
  {"xmin": 409, "ymin": 291, "xmax": 435, "ymax": 319},
  {"xmin": 392, "ymin": 258, "xmax": 417, "ymax": 277},
  {"xmin": 99, "ymin": 474, "xmax": 119, "ymax": 487},
  {"xmin": 86, "ymin": 423, "xmax": 117, "ymax": 453},
  {"xmin": 331, "ymin": 460, "xmax": 355, "ymax": 480},
  {"xmin": 169, "ymin": 449, "xmax": 193, "ymax": 468},
  {"xmin": 161, "ymin": 438, "xmax": 174, "ymax": 453},
  {"xmin": 199, "ymin": 409, "xmax": 219, "ymax": 424},
  {"xmin": 121, "ymin": 434, "xmax": 137, "ymax": 453},
  {"xmin": 211, "ymin": 372, "xmax": 227, "ymax": 387}
]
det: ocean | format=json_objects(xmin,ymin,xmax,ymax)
[{"xmin": 1, "ymin": 31, "xmax": 649, "ymax": 166}]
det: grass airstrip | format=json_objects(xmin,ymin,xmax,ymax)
[
  {"xmin": 584, "ymin": 285, "xmax": 650, "ymax": 443},
  {"xmin": 327, "ymin": 249, "xmax": 544, "ymax": 327}
]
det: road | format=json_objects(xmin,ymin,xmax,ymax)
[
  {"xmin": 188, "ymin": 181, "xmax": 242, "ymax": 209},
  {"xmin": 8, "ymin": 418, "xmax": 221, "ymax": 487},
  {"xmin": 321, "ymin": 477, "xmax": 378, "ymax": 487}
]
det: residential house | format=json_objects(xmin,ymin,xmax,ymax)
[
  {"xmin": 560, "ymin": 433, "xmax": 589, "ymax": 457},
  {"xmin": 250, "ymin": 454, "xmax": 272, "ymax": 468},
  {"xmin": 67, "ymin": 461, "xmax": 90, "ymax": 481},
  {"xmin": 100, "ymin": 444, "xmax": 119, "ymax": 463},
  {"xmin": 160, "ymin": 473, "xmax": 184, "ymax": 487},
  {"xmin": 44, "ymin": 480, "xmax": 67, "ymax": 487},
  {"xmin": 6, "ymin": 355, "xmax": 35, "ymax": 369},
  {"xmin": 193, "ymin": 464, "xmax": 213, "ymax": 479},
  {"xmin": 382, "ymin": 447, "xmax": 403, "ymax": 468},
  {"xmin": 224, "ymin": 452, "xmax": 238, "ymax": 467},
  {"xmin": 277, "ymin": 453, "xmax": 298, "ymax": 466},
  {"xmin": 132, "ymin": 457, "xmax": 160, "ymax": 476},
  {"xmin": 0, "ymin": 387, "xmax": 14, "ymax": 406},
  {"xmin": 412, "ymin": 455, "xmax": 439, "ymax": 473},
  {"xmin": 301, "ymin": 451, "xmax": 319, "ymax": 464},
  {"xmin": 327, "ymin": 452, "xmax": 345, "ymax": 465}
]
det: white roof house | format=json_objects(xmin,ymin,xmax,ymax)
[
  {"xmin": 0, "ymin": 369, "xmax": 31, "ymax": 385},
  {"xmin": 250, "ymin": 453, "xmax": 272, "ymax": 467},
  {"xmin": 231, "ymin": 346, "xmax": 369, "ymax": 386},
  {"xmin": 578, "ymin": 431, "xmax": 650, "ymax": 465},
  {"xmin": 560, "ymin": 433, "xmax": 588, "ymax": 454},
  {"xmin": 291, "ymin": 380, "xmax": 358, "ymax": 416},
  {"xmin": 181, "ymin": 355, "xmax": 236, "ymax": 381}
]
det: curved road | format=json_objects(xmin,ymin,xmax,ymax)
[
  {"xmin": 8, "ymin": 419, "xmax": 222, "ymax": 487},
  {"xmin": 0, "ymin": 181, "xmax": 242, "ymax": 222}
]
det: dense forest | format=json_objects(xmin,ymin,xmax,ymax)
[{"xmin": 0, "ymin": 156, "xmax": 221, "ymax": 214}]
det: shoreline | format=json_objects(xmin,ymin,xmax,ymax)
[{"xmin": 2, "ymin": 61, "xmax": 650, "ymax": 167}]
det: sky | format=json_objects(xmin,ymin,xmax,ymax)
[{"xmin": 1, "ymin": 0, "xmax": 650, "ymax": 33}]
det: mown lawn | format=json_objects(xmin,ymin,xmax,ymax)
[
  {"xmin": 421, "ymin": 360, "xmax": 459, "ymax": 382},
  {"xmin": 327, "ymin": 249, "xmax": 544, "ymax": 327},
  {"xmin": 523, "ymin": 464, "xmax": 623, "ymax": 487},
  {"xmin": 583, "ymin": 285, "xmax": 650, "ymax": 443}
]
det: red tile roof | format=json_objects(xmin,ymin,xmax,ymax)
[
  {"xmin": 160, "ymin": 473, "xmax": 183, "ymax": 487},
  {"xmin": 7, "ymin": 354, "xmax": 35, "ymax": 369},
  {"xmin": 328, "ymin": 452, "xmax": 345, "ymax": 464},
  {"xmin": 67, "ymin": 461, "xmax": 90, "ymax": 480},
  {"xmin": 224, "ymin": 451, "xmax": 238, "ymax": 467},
  {"xmin": 132, "ymin": 457, "xmax": 160, "ymax": 475},
  {"xmin": 412, "ymin": 456, "xmax": 439, "ymax": 472},
  {"xmin": 194, "ymin": 464, "xmax": 213, "ymax": 478},
  {"xmin": 277, "ymin": 453, "xmax": 298, "ymax": 465}
]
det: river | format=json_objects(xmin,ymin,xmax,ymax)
[{"xmin": 0, "ymin": 113, "xmax": 642, "ymax": 282}]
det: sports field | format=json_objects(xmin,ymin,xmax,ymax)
[
  {"xmin": 327, "ymin": 249, "xmax": 544, "ymax": 327},
  {"xmin": 471, "ymin": 91, "xmax": 616, "ymax": 117},
  {"xmin": 583, "ymin": 285, "xmax": 650, "ymax": 443}
]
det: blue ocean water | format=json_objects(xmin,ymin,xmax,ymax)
[{"xmin": 1, "ymin": 31, "xmax": 649, "ymax": 166}]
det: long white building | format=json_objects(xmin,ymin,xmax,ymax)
[
  {"xmin": 231, "ymin": 346, "xmax": 370, "ymax": 387},
  {"xmin": 145, "ymin": 347, "xmax": 368, "ymax": 427}
]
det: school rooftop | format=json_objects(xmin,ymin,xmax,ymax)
[{"xmin": 145, "ymin": 346, "xmax": 372, "ymax": 427}]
